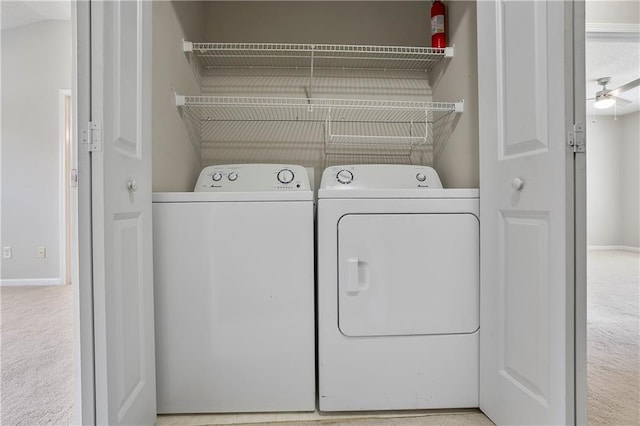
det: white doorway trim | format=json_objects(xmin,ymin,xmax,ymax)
[
  {"xmin": 73, "ymin": 0, "xmax": 96, "ymax": 423},
  {"xmin": 586, "ymin": 22, "xmax": 640, "ymax": 42},
  {"xmin": 59, "ymin": 89, "xmax": 72, "ymax": 285}
]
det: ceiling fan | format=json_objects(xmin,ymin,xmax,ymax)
[{"xmin": 589, "ymin": 77, "xmax": 640, "ymax": 109}]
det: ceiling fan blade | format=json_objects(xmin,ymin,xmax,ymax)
[
  {"xmin": 613, "ymin": 96, "xmax": 633, "ymax": 106},
  {"xmin": 605, "ymin": 78, "xmax": 640, "ymax": 97}
]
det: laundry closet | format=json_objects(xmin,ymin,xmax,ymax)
[
  {"xmin": 132, "ymin": 0, "xmax": 582, "ymax": 423},
  {"xmin": 151, "ymin": 1, "xmax": 479, "ymax": 192}
]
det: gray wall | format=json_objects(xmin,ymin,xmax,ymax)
[
  {"xmin": 203, "ymin": 1, "xmax": 429, "ymax": 45},
  {"xmin": 152, "ymin": 1, "xmax": 204, "ymax": 192},
  {"xmin": 586, "ymin": 1, "xmax": 640, "ymax": 25},
  {"xmin": 585, "ymin": 1, "xmax": 639, "ymax": 249},
  {"xmin": 621, "ymin": 112, "xmax": 639, "ymax": 248},
  {"xmin": 430, "ymin": 1, "xmax": 478, "ymax": 188},
  {"xmin": 1, "ymin": 20, "xmax": 71, "ymax": 282},
  {"xmin": 587, "ymin": 112, "xmax": 640, "ymax": 248}
]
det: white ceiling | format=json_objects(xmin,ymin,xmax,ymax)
[
  {"xmin": 585, "ymin": 1, "xmax": 639, "ymax": 116},
  {"xmin": 1, "ymin": 1, "xmax": 70, "ymax": 31},
  {"xmin": 586, "ymin": 36, "xmax": 640, "ymax": 117}
]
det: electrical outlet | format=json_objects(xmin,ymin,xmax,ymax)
[
  {"xmin": 37, "ymin": 246, "xmax": 46, "ymax": 258},
  {"xmin": 3, "ymin": 247, "xmax": 12, "ymax": 259}
]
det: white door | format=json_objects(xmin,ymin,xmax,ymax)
[
  {"xmin": 90, "ymin": 1, "xmax": 156, "ymax": 424},
  {"xmin": 477, "ymin": 0, "xmax": 583, "ymax": 424}
]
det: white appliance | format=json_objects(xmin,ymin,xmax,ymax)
[
  {"xmin": 153, "ymin": 164, "xmax": 315, "ymax": 413},
  {"xmin": 317, "ymin": 164, "xmax": 479, "ymax": 411}
]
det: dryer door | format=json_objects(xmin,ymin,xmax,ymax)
[{"xmin": 338, "ymin": 213, "xmax": 479, "ymax": 337}]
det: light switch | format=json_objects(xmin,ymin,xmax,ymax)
[
  {"xmin": 3, "ymin": 247, "xmax": 12, "ymax": 259},
  {"xmin": 37, "ymin": 246, "xmax": 46, "ymax": 258}
]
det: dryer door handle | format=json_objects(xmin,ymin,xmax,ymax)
[{"xmin": 346, "ymin": 257, "xmax": 368, "ymax": 295}]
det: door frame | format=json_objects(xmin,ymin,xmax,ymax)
[
  {"xmin": 72, "ymin": 0, "xmax": 588, "ymax": 423},
  {"xmin": 576, "ymin": 16, "xmax": 640, "ymax": 426},
  {"xmin": 73, "ymin": 0, "xmax": 96, "ymax": 423},
  {"xmin": 574, "ymin": 2, "xmax": 587, "ymax": 425}
]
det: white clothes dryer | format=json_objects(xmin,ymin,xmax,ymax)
[
  {"xmin": 317, "ymin": 164, "xmax": 479, "ymax": 411},
  {"xmin": 153, "ymin": 164, "xmax": 315, "ymax": 413}
]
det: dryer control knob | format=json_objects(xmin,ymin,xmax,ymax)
[
  {"xmin": 212, "ymin": 173, "xmax": 223, "ymax": 182},
  {"xmin": 336, "ymin": 170, "xmax": 354, "ymax": 184},
  {"xmin": 416, "ymin": 173, "xmax": 427, "ymax": 182},
  {"xmin": 277, "ymin": 169, "xmax": 295, "ymax": 184},
  {"xmin": 228, "ymin": 172, "xmax": 238, "ymax": 181}
]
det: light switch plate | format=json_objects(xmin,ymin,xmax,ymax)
[
  {"xmin": 3, "ymin": 247, "xmax": 12, "ymax": 259},
  {"xmin": 37, "ymin": 246, "xmax": 46, "ymax": 258}
]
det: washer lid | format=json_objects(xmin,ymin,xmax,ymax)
[{"xmin": 153, "ymin": 191, "xmax": 312, "ymax": 202}]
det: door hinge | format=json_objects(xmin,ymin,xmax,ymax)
[
  {"xmin": 70, "ymin": 169, "xmax": 78, "ymax": 187},
  {"xmin": 568, "ymin": 123, "xmax": 585, "ymax": 153},
  {"xmin": 81, "ymin": 122, "xmax": 102, "ymax": 152}
]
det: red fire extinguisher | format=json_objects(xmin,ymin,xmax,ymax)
[{"xmin": 431, "ymin": 0, "xmax": 447, "ymax": 48}]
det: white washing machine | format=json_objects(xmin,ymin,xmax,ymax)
[
  {"xmin": 153, "ymin": 164, "xmax": 315, "ymax": 413},
  {"xmin": 317, "ymin": 164, "xmax": 479, "ymax": 411}
]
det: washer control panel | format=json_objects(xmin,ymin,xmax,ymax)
[
  {"xmin": 321, "ymin": 165, "xmax": 443, "ymax": 189},
  {"xmin": 195, "ymin": 164, "xmax": 310, "ymax": 192}
]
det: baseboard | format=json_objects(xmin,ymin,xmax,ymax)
[
  {"xmin": 588, "ymin": 245, "xmax": 640, "ymax": 253},
  {"xmin": 0, "ymin": 278, "xmax": 63, "ymax": 287}
]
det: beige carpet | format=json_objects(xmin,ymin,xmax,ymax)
[
  {"xmin": 0, "ymin": 285, "xmax": 73, "ymax": 426},
  {"xmin": 587, "ymin": 250, "xmax": 640, "ymax": 426},
  {"xmin": 1, "ymin": 250, "xmax": 637, "ymax": 425}
]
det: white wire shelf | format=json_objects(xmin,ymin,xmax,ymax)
[
  {"xmin": 176, "ymin": 95, "xmax": 462, "ymax": 117},
  {"xmin": 184, "ymin": 41, "xmax": 453, "ymax": 72},
  {"xmin": 325, "ymin": 153, "xmax": 414, "ymax": 166},
  {"xmin": 176, "ymin": 94, "xmax": 462, "ymax": 161}
]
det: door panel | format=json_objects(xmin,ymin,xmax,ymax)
[
  {"xmin": 338, "ymin": 213, "xmax": 479, "ymax": 337},
  {"xmin": 91, "ymin": 1, "xmax": 156, "ymax": 424},
  {"xmin": 501, "ymin": 1, "xmax": 549, "ymax": 157},
  {"xmin": 478, "ymin": 0, "xmax": 576, "ymax": 424},
  {"xmin": 499, "ymin": 211, "xmax": 550, "ymax": 405},
  {"xmin": 112, "ymin": 213, "xmax": 145, "ymax": 418},
  {"xmin": 113, "ymin": 1, "xmax": 140, "ymax": 155}
]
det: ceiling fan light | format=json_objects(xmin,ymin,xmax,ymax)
[{"xmin": 594, "ymin": 96, "xmax": 615, "ymax": 109}]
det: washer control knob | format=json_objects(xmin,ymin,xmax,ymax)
[
  {"xmin": 228, "ymin": 172, "xmax": 238, "ymax": 182},
  {"xmin": 336, "ymin": 169, "xmax": 354, "ymax": 184},
  {"xmin": 416, "ymin": 173, "xmax": 427, "ymax": 182},
  {"xmin": 212, "ymin": 173, "xmax": 223, "ymax": 182},
  {"xmin": 277, "ymin": 169, "xmax": 295, "ymax": 184}
]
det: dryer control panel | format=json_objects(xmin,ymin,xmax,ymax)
[
  {"xmin": 321, "ymin": 165, "xmax": 443, "ymax": 190},
  {"xmin": 195, "ymin": 164, "xmax": 310, "ymax": 192}
]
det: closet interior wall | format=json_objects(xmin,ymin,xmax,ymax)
[
  {"xmin": 152, "ymin": 1, "xmax": 205, "ymax": 192},
  {"xmin": 152, "ymin": 1, "xmax": 479, "ymax": 191}
]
